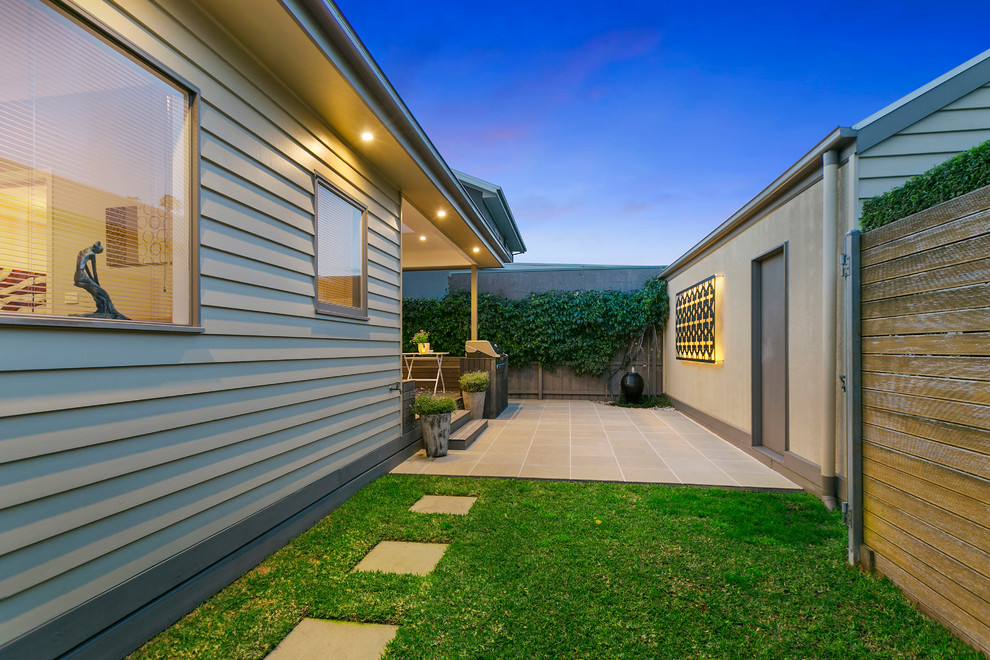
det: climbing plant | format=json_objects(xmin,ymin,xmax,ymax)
[{"xmin": 402, "ymin": 277, "xmax": 669, "ymax": 377}]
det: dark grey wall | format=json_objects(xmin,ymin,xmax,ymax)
[
  {"xmin": 404, "ymin": 265, "xmax": 665, "ymax": 300},
  {"xmin": 402, "ymin": 270, "xmax": 451, "ymax": 298}
]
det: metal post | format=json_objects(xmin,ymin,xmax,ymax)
[
  {"xmin": 470, "ymin": 266, "xmax": 478, "ymax": 341},
  {"xmin": 843, "ymin": 230, "xmax": 863, "ymax": 566}
]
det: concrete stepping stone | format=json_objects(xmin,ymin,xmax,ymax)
[
  {"xmin": 409, "ymin": 495, "xmax": 477, "ymax": 515},
  {"xmin": 352, "ymin": 541, "xmax": 448, "ymax": 575},
  {"xmin": 267, "ymin": 618, "xmax": 397, "ymax": 659}
]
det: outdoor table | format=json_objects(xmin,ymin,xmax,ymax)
[{"xmin": 401, "ymin": 352, "xmax": 449, "ymax": 393}]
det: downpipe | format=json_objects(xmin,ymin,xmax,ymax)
[{"xmin": 821, "ymin": 149, "xmax": 840, "ymax": 511}]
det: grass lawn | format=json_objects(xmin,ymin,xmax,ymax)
[{"xmin": 131, "ymin": 475, "xmax": 977, "ymax": 659}]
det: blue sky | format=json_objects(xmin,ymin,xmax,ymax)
[{"xmin": 334, "ymin": 0, "xmax": 990, "ymax": 266}]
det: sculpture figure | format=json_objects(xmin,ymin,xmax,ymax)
[{"xmin": 73, "ymin": 241, "xmax": 129, "ymax": 320}]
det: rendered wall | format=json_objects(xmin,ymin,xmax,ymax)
[{"xmin": 663, "ymin": 176, "xmax": 830, "ymax": 484}]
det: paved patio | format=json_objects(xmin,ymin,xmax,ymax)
[{"xmin": 393, "ymin": 399, "xmax": 800, "ymax": 489}]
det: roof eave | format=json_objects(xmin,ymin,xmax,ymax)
[
  {"xmin": 661, "ymin": 127, "xmax": 857, "ymax": 279},
  {"xmin": 295, "ymin": 0, "xmax": 514, "ymax": 264}
]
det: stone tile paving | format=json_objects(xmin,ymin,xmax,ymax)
[
  {"xmin": 352, "ymin": 541, "xmax": 449, "ymax": 575},
  {"xmin": 393, "ymin": 399, "xmax": 800, "ymax": 490},
  {"xmin": 409, "ymin": 494, "xmax": 477, "ymax": 515},
  {"xmin": 266, "ymin": 619, "xmax": 398, "ymax": 659}
]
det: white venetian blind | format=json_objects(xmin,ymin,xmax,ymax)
[
  {"xmin": 315, "ymin": 181, "xmax": 365, "ymax": 312},
  {"xmin": 0, "ymin": 0, "xmax": 191, "ymax": 323}
]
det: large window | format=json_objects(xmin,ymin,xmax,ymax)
[
  {"xmin": 0, "ymin": 0, "xmax": 192, "ymax": 324},
  {"xmin": 315, "ymin": 178, "xmax": 366, "ymax": 317}
]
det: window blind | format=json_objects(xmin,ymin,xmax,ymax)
[
  {"xmin": 0, "ymin": 0, "xmax": 191, "ymax": 323},
  {"xmin": 315, "ymin": 181, "xmax": 365, "ymax": 312}
]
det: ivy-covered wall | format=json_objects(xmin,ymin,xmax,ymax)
[
  {"xmin": 861, "ymin": 138, "xmax": 990, "ymax": 231},
  {"xmin": 402, "ymin": 277, "xmax": 669, "ymax": 377}
]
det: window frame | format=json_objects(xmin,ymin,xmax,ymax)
[
  {"xmin": 313, "ymin": 175, "xmax": 369, "ymax": 320},
  {"xmin": 0, "ymin": 0, "xmax": 201, "ymax": 332}
]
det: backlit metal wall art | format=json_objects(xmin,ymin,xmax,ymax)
[{"xmin": 675, "ymin": 275, "xmax": 719, "ymax": 363}]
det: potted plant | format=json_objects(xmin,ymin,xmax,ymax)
[
  {"xmin": 412, "ymin": 390, "xmax": 456, "ymax": 457},
  {"xmin": 459, "ymin": 370, "xmax": 490, "ymax": 420},
  {"xmin": 412, "ymin": 329, "xmax": 430, "ymax": 353}
]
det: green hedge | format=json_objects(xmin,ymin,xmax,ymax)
[
  {"xmin": 860, "ymin": 138, "xmax": 990, "ymax": 231},
  {"xmin": 402, "ymin": 277, "xmax": 668, "ymax": 377}
]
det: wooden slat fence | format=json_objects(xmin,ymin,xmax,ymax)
[
  {"xmin": 509, "ymin": 331, "xmax": 662, "ymax": 400},
  {"xmin": 403, "ymin": 355, "xmax": 464, "ymax": 394},
  {"xmin": 401, "ymin": 331, "xmax": 663, "ymax": 402},
  {"xmin": 859, "ymin": 184, "xmax": 990, "ymax": 655}
]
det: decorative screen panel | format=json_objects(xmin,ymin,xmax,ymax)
[{"xmin": 675, "ymin": 276, "xmax": 716, "ymax": 362}]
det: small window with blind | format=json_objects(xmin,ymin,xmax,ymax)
[
  {"xmin": 314, "ymin": 178, "xmax": 367, "ymax": 318},
  {"xmin": 0, "ymin": 0, "xmax": 193, "ymax": 325}
]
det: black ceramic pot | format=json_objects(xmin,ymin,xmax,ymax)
[{"xmin": 620, "ymin": 371, "xmax": 645, "ymax": 403}]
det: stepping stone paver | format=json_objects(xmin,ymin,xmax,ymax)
[
  {"xmin": 267, "ymin": 618, "xmax": 398, "ymax": 660},
  {"xmin": 352, "ymin": 541, "xmax": 448, "ymax": 575},
  {"xmin": 409, "ymin": 495, "xmax": 477, "ymax": 515}
]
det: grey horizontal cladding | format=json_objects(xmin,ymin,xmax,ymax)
[
  {"xmin": 368, "ymin": 260, "xmax": 400, "ymax": 289},
  {"xmin": 0, "ymin": 396, "xmax": 398, "ymax": 599},
  {"xmin": 200, "ymin": 222, "xmax": 314, "ymax": 277},
  {"xmin": 0, "ymin": 365, "xmax": 399, "ymax": 462},
  {"xmin": 201, "ymin": 193, "xmax": 314, "ymax": 256},
  {"xmin": 858, "ymin": 150, "xmax": 961, "ymax": 181},
  {"xmin": 200, "ymin": 105, "xmax": 315, "ymax": 191},
  {"xmin": 367, "ymin": 292, "xmax": 401, "ymax": 315},
  {"xmin": 0, "ymin": 326, "xmax": 399, "ymax": 372},
  {"xmin": 943, "ymin": 83, "xmax": 990, "ymax": 111},
  {"xmin": 200, "ymin": 306, "xmax": 399, "ymax": 336},
  {"xmin": 859, "ymin": 129, "xmax": 990, "ymax": 159},
  {"xmin": 367, "ymin": 227, "xmax": 400, "ymax": 259},
  {"xmin": 898, "ymin": 107, "xmax": 990, "ymax": 135},
  {"xmin": 199, "ymin": 101, "xmax": 401, "ymax": 226},
  {"xmin": 200, "ymin": 276, "xmax": 317, "ymax": 318},
  {"xmin": 1, "ymin": 424, "xmax": 417, "ymax": 660},
  {"xmin": 198, "ymin": 306, "xmax": 401, "ymax": 334},
  {"xmin": 202, "ymin": 162, "xmax": 314, "ymax": 237},
  {"xmin": 200, "ymin": 246, "xmax": 314, "ymax": 296},
  {"xmin": 858, "ymin": 175, "xmax": 923, "ymax": 201},
  {"xmin": 2, "ymin": 352, "xmax": 398, "ymax": 418},
  {"xmin": 201, "ymin": 132, "xmax": 313, "ymax": 214},
  {"xmin": 368, "ymin": 276, "xmax": 400, "ymax": 300},
  {"xmin": 0, "ymin": 376, "xmax": 400, "ymax": 516},
  {"xmin": 369, "ymin": 246, "xmax": 400, "ymax": 278},
  {"xmin": 0, "ymin": 412, "xmax": 397, "ymax": 638},
  {"xmin": 855, "ymin": 55, "xmax": 990, "ymax": 152}
]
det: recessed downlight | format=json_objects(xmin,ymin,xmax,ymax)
[
  {"xmin": 419, "ymin": 235, "xmax": 427, "ymax": 241},
  {"xmin": 437, "ymin": 210, "xmax": 447, "ymax": 218},
  {"xmin": 472, "ymin": 247, "xmax": 480, "ymax": 253},
  {"xmin": 360, "ymin": 131, "xmax": 373, "ymax": 141}
]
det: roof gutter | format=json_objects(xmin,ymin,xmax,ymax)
[
  {"xmin": 661, "ymin": 126, "xmax": 857, "ymax": 279},
  {"xmin": 295, "ymin": 0, "xmax": 513, "ymax": 263}
]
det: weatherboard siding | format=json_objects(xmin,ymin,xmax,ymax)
[
  {"xmin": 858, "ymin": 83, "xmax": 990, "ymax": 204},
  {"xmin": 0, "ymin": 0, "xmax": 402, "ymax": 653}
]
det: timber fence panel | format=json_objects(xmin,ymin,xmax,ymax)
[
  {"xmin": 507, "ymin": 332, "xmax": 663, "ymax": 401},
  {"xmin": 859, "ymin": 184, "xmax": 990, "ymax": 656}
]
